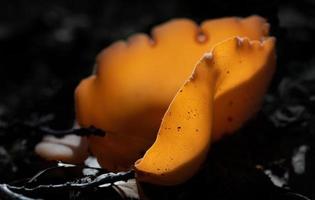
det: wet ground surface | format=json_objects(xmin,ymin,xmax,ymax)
[{"xmin": 0, "ymin": 0, "xmax": 314, "ymax": 199}]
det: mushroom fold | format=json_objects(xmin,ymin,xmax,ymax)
[
  {"xmin": 135, "ymin": 54, "xmax": 218, "ymax": 185},
  {"xmin": 134, "ymin": 36, "xmax": 275, "ymax": 185}
]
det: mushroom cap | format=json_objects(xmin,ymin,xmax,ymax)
[{"xmin": 75, "ymin": 16, "xmax": 272, "ymax": 171}]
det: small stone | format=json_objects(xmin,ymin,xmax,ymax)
[{"xmin": 35, "ymin": 134, "xmax": 89, "ymax": 164}]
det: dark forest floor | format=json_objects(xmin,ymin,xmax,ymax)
[{"xmin": 0, "ymin": 0, "xmax": 314, "ymax": 199}]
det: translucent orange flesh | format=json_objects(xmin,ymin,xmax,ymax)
[
  {"xmin": 75, "ymin": 16, "xmax": 273, "ymax": 171},
  {"xmin": 135, "ymin": 37, "xmax": 275, "ymax": 185},
  {"xmin": 135, "ymin": 54, "xmax": 217, "ymax": 185}
]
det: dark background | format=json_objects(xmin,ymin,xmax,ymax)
[{"xmin": 0, "ymin": 0, "xmax": 314, "ymax": 199}]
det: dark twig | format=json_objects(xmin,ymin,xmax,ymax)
[
  {"xmin": 112, "ymin": 184, "xmax": 128, "ymax": 199},
  {"xmin": 0, "ymin": 162, "xmax": 135, "ymax": 199},
  {"xmin": 286, "ymin": 192, "xmax": 312, "ymax": 200},
  {"xmin": 26, "ymin": 166, "xmax": 62, "ymax": 185},
  {"xmin": 0, "ymin": 184, "xmax": 39, "ymax": 200},
  {"xmin": 26, "ymin": 162, "xmax": 108, "ymax": 185},
  {"xmin": 5, "ymin": 170, "xmax": 134, "ymax": 195},
  {"xmin": 275, "ymin": 186, "xmax": 311, "ymax": 200},
  {"xmin": 35, "ymin": 126, "xmax": 105, "ymax": 138}
]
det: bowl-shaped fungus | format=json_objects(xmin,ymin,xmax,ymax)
[
  {"xmin": 75, "ymin": 16, "xmax": 274, "ymax": 173},
  {"xmin": 36, "ymin": 15, "xmax": 276, "ymax": 186}
]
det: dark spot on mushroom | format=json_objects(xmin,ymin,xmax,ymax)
[
  {"xmin": 157, "ymin": 168, "xmax": 160, "ymax": 171},
  {"xmin": 179, "ymin": 89, "xmax": 183, "ymax": 93},
  {"xmin": 149, "ymin": 38, "xmax": 156, "ymax": 46},
  {"xmin": 196, "ymin": 30, "xmax": 208, "ymax": 43},
  {"xmin": 195, "ymin": 129, "xmax": 199, "ymax": 132},
  {"xmin": 227, "ymin": 116, "xmax": 233, "ymax": 122},
  {"xmin": 226, "ymin": 70, "xmax": 230, "ymax": 74},
  {"xmin": 177, "ymin": 126, "xmax": 181, "ymax": 131}
]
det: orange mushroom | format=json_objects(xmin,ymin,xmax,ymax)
[
  {"xmin": 75, "ymin": 16, "xmax": 273, "ymax": 172},
  {"xmin": 135, "ymin": 54, "xmax": 218, "ymax": 185},
  {"xmin": 135, "ymin": 36, "xmax": 275, "ymax": 185}
]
